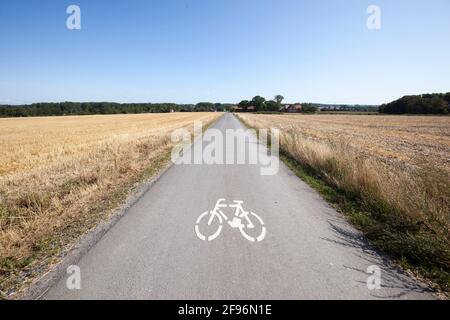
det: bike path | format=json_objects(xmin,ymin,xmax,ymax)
[{"xmin": 43, "ymin": 113, "xmax": 434, "ymax": 299}]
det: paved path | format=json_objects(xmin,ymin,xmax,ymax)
[{"xmin": 44, "ymin": 113, "xmax": 434, "ymax": 300}]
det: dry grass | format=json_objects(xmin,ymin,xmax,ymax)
[
  {"xmin": 238, "ymin": 113, "xmax": 450, "ymax": 290},
  {"xmin": 0, "ymin": 112, "xmax": 220, "ymax": 298}
]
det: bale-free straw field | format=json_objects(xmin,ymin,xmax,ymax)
[
  {"xmin": 238, "ymin": 113, "xmax": 450, "ymax": 291},
  {"xmin": 0, "ymin": 112, "xmax": 220, "ymax": 297}
]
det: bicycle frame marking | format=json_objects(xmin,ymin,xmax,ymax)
[{"xmin": 195, "ymin": 199, "xmax": 267, "ymax": 242}]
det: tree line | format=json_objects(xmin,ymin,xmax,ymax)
[
  {"xmin": 379, "ymin": 93, "xmax": 450, "ymax": 114},
  {"xmin": 238, "ymin": 95, "xmax": 284, "ymax": 112},
  {"xmin": 3, "ymin": 93, "xmax": 448, "ymax": 117},
  {"xmin": 0, "ymin": 102, "xmax": 234, "ymax": 118},
  {"xmin": 237, "ymin": 95, "xmax": 318, "ymax": 113}
]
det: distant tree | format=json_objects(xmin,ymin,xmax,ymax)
[
  {"xmin": 265, "ymin": 100, "xmax": 279, "ymax": 112},
  {"xmin": 221, "ymin": 104, "xmax": 234, "ymax": 112},
  {"xmin": 380, "ymin": 93, "xmax": 449, "ymax": 114},
  {"xmin": 238, "ymin": 100, "xmax": 249, "ymax": 107},
  {"xmin": 195, "ymin": 102, "xmax": 215, "ymax": 112},
  {"xmin": 444, "ymin": 93, "xmax": 450, "ymax": 106},
  {"xmin": 251, "ymin": 96, "xmax": 266, "ymax": 111},
  {"xmin": 429, "ymin": 96, "xmax": 448, "ymax": 114},
  {"xmin": 238, "ymin": 100, "xmax": 250, "ymax": 110},
  {"xmin": 214, "ymin": 103, "xmax": 224, "ymax": 112},
  {"xmin": 0, "ymin": 102, "xmax": 213, "ymax": 117},
  {"xmin": 274, "ymin": 95, "xmax": 284, "ymax": 107},
  {"xmin": 301, "ymin": 104, "xmax": 318, "ymax": 113}
]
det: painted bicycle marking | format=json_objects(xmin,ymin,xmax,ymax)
[{"xmin": 195, "ymin": 199, "xmax": 266, "ymax": 242}]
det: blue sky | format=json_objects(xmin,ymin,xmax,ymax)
[{"xmin": 0, "ymin": 0, "xmax": 449, "ymax": 105}]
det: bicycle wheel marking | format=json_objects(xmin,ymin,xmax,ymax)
[{"xmin": 194, "ymin": 199, "xmax": 267, "ymax": 242}]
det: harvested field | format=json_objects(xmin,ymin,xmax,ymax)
[
  {"xmin": 238, "ymin": 113, "xmax": 450, "ymax": 291},
  {"xmin": 242, "ymin": 114, "xmax": 450, "ymax": 173},
  {"xmin": 0, "ymin": 112, "xmax": 221, "ymax": 298}
]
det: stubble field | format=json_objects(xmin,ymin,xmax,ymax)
[
  {"xmin": 238, "ymin": 113, "xmax": 450, "ymax": 291},
  {"xmin": 0, "ymin": 112, "xmax": 220, "ymax": 298}
]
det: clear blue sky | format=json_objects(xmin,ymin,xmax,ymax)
[{"xmin": 1, "ymin": 0, "xmax": 449, "ymax": 105}]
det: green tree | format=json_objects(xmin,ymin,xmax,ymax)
[
  {"xmin": 238, "ymin": 100, "xmax": 250, "ymax": 108},
  {"xmin": 251, "ymin": 96, "xmax": 266, "ymax": 111},
  {"xmin": 265, "ymin": 100, "xmax": 279, "ymax": 112},
  {"xmin": 429, "ymin": 96, "xmax": 448, "ymax": 114},
  {"xmin": 380, "ymin": 93, "xmax": 449, "ymax": 114},
  {"xmin": 302, "ymin": 104, "xmax": 318, "ymax": 113},
  {"xmin": 195, "ymin": 102, "xmax": 214, "ymax": 112},
  {"xmin": 214, "ymin": 103, "xmax": 224, "ymax": 112},
  {"xmin": 274, "ymin": 95, "xmax": 284, "ymax": 108}
]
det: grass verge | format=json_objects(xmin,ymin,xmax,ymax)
[{"xmin": 0, "ymin": 152, "xmax": 171, "ymax": 299}]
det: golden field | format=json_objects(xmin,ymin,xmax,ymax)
[
  {"xmin": 238, "ymin": 113, "xmax": 450, "ymax": 290},
  {"xmin": 241, "ymin": 114, "xmax": 450, "ymax": 173},
  {"xmin": 0, "ymin": 112, "xmax": 220, "ymax": 297}
]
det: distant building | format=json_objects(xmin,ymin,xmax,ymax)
[
  {"xmin": 231, "ymin": 105, "xmax": 257, "ymax": 112},
  {"xmin": 281, "ymin": 103, "xmax": 302, "ymax": 113}
]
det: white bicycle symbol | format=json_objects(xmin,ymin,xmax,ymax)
[{"xmin": 195, "ymin": 199, "xmax": 266, "ymax": 242}]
